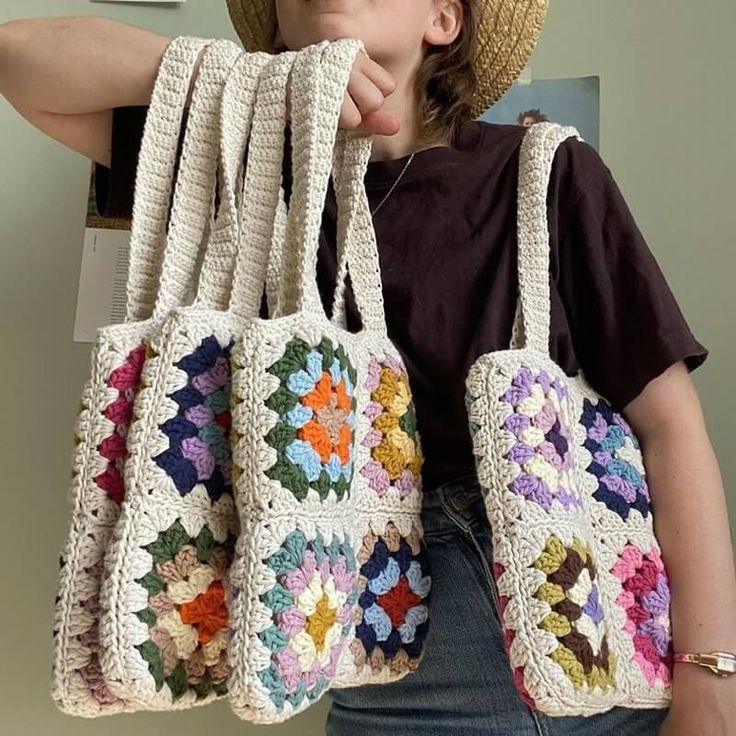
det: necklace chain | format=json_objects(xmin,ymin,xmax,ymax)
[{"xmin": 370, "ymin": 151, "xmax": 415, "ymax": 218}]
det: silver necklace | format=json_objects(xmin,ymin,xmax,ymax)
[{"xmin": 370, "ymin": 151, "xmax": 416, "ymax": 218}]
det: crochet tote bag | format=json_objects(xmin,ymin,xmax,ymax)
[
  {"xmin": 51, "ymin": 36, "xmax": 243, "ymax": 717},
  {"xmin": 225, "ymin": 40, "xmax": 429, "ymax": 723},
  {"xmin": 96, "ymin": 46, "xmax": 279, "ymax": 710},
  {"xmin": 465, "ymin": 122, "xmax": 672, "ymax": 716}
]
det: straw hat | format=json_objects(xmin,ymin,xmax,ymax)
[{"xmin": 225, "ymin": 0, "xmax": 549, "ymax": 117}]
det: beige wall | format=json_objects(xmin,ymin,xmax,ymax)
[{"xmin": 0, "ymin": 1, "xmax": 733, "ymax": 734}]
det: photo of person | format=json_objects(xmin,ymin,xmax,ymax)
[
  {"xmin": 517, "ymin": 107, "xmax": 550, "ymax": 126},
  {"xmin": 480, "ymin": 75, "xmax": 600, "ymax": 151}
]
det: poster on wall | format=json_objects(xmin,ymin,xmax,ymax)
[
  {"xmin": 73, "ymin": 166, "xmax": 132, "ymax": 343},
  {"xmin": 478, "ymin": 75, "xmax": 600, "ymax": 152}
]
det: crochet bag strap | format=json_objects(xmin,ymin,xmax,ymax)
[
  {"xmin": 328, "ymin": 127, "xmax": 387, "ymax": 335},
  {"xmin": 124, "ymin": 36, "xmax": 211, "ymax": 321},
  {"xmin": 513, "ymin": 122, "xmax": 583, "ymax": 355},
  {"xmin": 328, "ymin": 138, "xmax": 352, "ymax": 332},
  {"xmin": 264, "ymin": 186, "xmax": 289, "ymax": 314},
  {"xmin": 272, "ymin": 39, "xmax": 372, "ymax": 323},
  {"xmin": 266, "ymin": 40, "xmax": 326, "ymax": 320},
  {"xmin": 227, "ymin": 50, "xmax": 298, "ymax": 319},
  {"xmin": 148, "ymin": 38, "xmax": 243, "ymax": 322},
  {"xmin": 274, "ymin": 39, "xmax": 386, "ymax": 333},
  {"xmin": 192, "ymin": 49, "xmax": 272, "ymax": 310}
]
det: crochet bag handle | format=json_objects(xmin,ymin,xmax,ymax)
[
  {"xmin": 124, "ymin": 36, "xmax": 211, "ymax": 321},
  {"xmin": 317, "ymin": 45, "xmax": 388, "ymax": 335},
  {"xmin": 227, "ymin": 50, "xmax": 297, "ymax": 319},
  {"xmin": 272, "ymin": 39, "xmax": 375, "ymax": 324},
  {"xmin": 192, "ymin": 49, "xmax": 272, "ymax": 310},
  {"xmin": 514, "ymin": 122, "xmax": 583, "ymax": 355},
  {"xmin": 328, "ymin": 128, "xmax": 387, "ymax": 335},
  {"xmin": 147, "ymin": 38, "xmax": 242, "ymax": 322}
]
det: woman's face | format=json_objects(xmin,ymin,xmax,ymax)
[{"xmin": 274, "ymin": 0, "xmax": 440, "ymax": 65}]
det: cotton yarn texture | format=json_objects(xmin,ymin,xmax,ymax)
[
  {"xmin": 465, "ymin": 122, "xmax": 673, "ymax": 716},
  {"xmin": 52, "ymin": 36, "xmax": 430, "ymax": 724}
]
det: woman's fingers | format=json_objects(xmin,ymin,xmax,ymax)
[
  {"xmin": 358, "ymin": 110, "xmax": 400, "ymax": 136},
  {"xmin": 347, "ymin": 66, "xmax": 386, "ymax": 119},
  {"xmin": 339, "ymin": 92, "xmax": 362, "ymax": 129},
  {"xmin": 338, "ymin": 52, "xmax": 399, "ymax": 136},
  {"xmin": 357, "ymin": 53, "xmax": 396, "ymax": 98}
]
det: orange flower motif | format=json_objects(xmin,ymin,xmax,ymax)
[
  {"xmin": 298, "ymin": 371, "xmax": 352, "ymax": 464},
  {"xmin": 335, "ymin": 424, "xmax": 352, "ymax": 465},
  {"xmin": 300, "ymin": 421, "xmax": 333, "ymax": 463},
  {"xmin": 302, "ymin": 373, "xmax": 333, "ymax": 411},
  {"xmin": 179, "ymin": 580, "xmax": 229, "ymax": 644},
  {"xmin": 266, "ymin": 339, "xmax": 357, "ymax": 501},
  {"xmin": 334, "ymin": 378, "xmax": 352, "ymax": 412}
]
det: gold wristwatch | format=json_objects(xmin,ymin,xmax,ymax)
[{"xmin": 673, "ymin": 651, "xmax": 736, "ymax": 677}]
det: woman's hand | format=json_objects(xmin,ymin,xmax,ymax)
[
  {"xmin": 658, "ymin": 665, "xmax": 736, "ymax": 735},
  {"xmin": 339, "ymin": 52, "xmax": 399, "ymax": 136}
]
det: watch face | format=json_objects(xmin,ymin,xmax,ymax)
[{"xmin": 717, "ymin": 654, "xmax": 736, "ymax": 674}]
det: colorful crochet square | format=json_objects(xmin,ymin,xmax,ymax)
[
  {"xmin": 154, "ymin": 336, "xmax": 233, "ymax": 499},
  {"xmin": 134, "ymin": 520, "xmax": 235, "ymax": 700},
  {"xmin": 264, "ymin": 337, "xmax": 357, "ymax": 501},
  {"xmin": 533, "ymin": 536, "xmax": 616, "ymax": 691},
  {"xmin": 359, "ymin": 356, "xmax": 423, "ymax": 497},
  {"xmin": 580, "ymin": 398, "xmax": 651, "ymax": 520},
  {"xmin": 612, "ymin": 544, "xmax": 672, "ymax": 685},
  {"xmin": 257, "ymin": 530, "xmax": 358, "ymax": 710},
  {"xmin": 500, "ymin": 366, "xmax": 581, "ymax": 510},
  {"xmin": 93, "ymin": 343, "xmax": 146, "ymax": 504},
  {"xmin": 350, "ymin": 522, "xmax": 431, "ymax": 673}
]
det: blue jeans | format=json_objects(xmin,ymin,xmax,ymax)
[{"xmin": 326, "ymin": 475, "xmax": 669, "ymax": 735}]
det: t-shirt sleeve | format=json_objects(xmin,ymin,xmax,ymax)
[
  {"xmin": 94, "ymin": 106, "xmax": 150, "ymax": 220},
  {"xmin": 548, "ymin": 137, "xmax": 709, "ymax": 409}
]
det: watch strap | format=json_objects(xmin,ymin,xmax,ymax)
[{"xmin": 673, "ymin": 651, "xmax": 736, "ymax": 676}]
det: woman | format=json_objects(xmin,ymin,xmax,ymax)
[{"xmin": 1, "ymin": 2, "xmax": 735, "ymax": 734}]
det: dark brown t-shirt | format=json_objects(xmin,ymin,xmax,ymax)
[{"xmin": 96, "ymin": 108, "xmax": 709, "ymax": 491}]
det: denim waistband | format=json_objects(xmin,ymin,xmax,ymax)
[
  {"xmin": 422, "ymin": 472, "xmax": 482, "ymax": 507},
  {"xmin": 420, "ymin": 473, "xmax": 487, "ymax": 537}
]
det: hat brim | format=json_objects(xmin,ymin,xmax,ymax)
[{"xmin": 225, "ymin": 0, "xmax": 548, "ymax": 118}]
